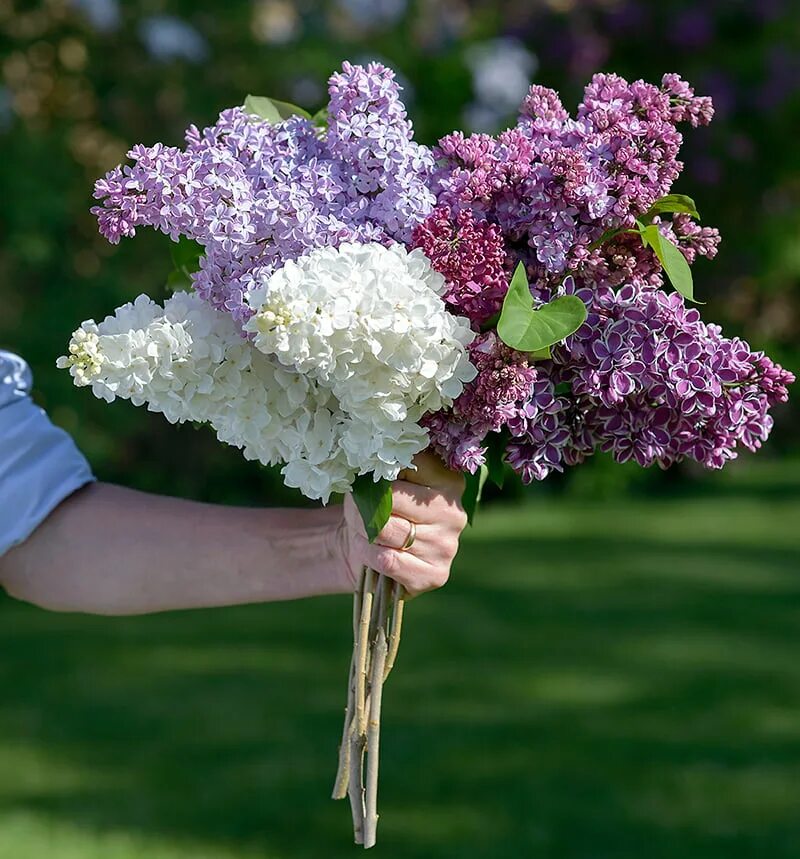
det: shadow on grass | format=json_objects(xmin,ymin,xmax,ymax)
[{"xmin": 2, "ymin": 497, "xmax": 800, "ymax": 858}]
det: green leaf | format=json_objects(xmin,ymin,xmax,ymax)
[
  {"xmin": 166, "ymin": 237, "xmax": 203, "ymax": 294},
  {"xmin": 165, "ymin": 269, "xmax": 192, "ymax": 293},
  {"xmin": 244, "ymin": 94, "xmax": 283, "ymax": 123},
  {"xmin": 485, "ymin": 432, "xmax": 507, "ymax": 489},
  {"xmin": 497, "ymin": 263, "xmax": 588, "ymax": 352},
  {"xmin": 267, "ymin": 98, "xmax": 312, "ymax": 121},
  {"xmin": 351, "ymin": 474, "xmax": 393, "ymax": 543},
  {"xmin": 462, "ymin": 465, "xmax": 489, "ymax": 526},
  {"xmin": 643, "ymin": 193, "xmax": 700, "ymax": 221},
  {"xmin": 479, "ymin": 311, "xmax": 501, "ymax": 332},
  {"xmin": 170, "ymin": 237, "xmax": 202, "ymax": 272},
  {"xmin": 640, "ymin": 224, "xmax": 699, "ymax": 303},
  {"xmin": 530, "ymin": 345, "xmax": 552, "ymax": 360},
  {"xmin": 312, "ymin": 107, "xmax": 329, "ymax": 128},
  {"xmin": 587, "ymin": 226, "xmax": 632, "ymax": 251},
  {"xmin": 244, "ymin": 95, "xmax": 312, "ymax": 124}
]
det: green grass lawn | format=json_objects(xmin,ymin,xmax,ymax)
[{"xmin": 2, "ymin": 458, "xmax": 800, "ymax": 859}]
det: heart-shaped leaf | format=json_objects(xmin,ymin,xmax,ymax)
[
  {"xmin": 497, "ymin": 263, "xmax": 587, "ymax": 352},
  {"xmin": 351, "ymin": 474, "xmax": 393, "ymax": 543},
  {"xmin": 640, "ymin": 224, "xmax": 699, "ymax": 303}
]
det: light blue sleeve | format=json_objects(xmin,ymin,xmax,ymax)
[{"xmin": 0, "ymin": 350, "xmax": 95, "ymax": 556}]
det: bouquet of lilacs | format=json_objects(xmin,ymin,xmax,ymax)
[{"xmin": 59, "ymin": 62, "xmax": 793, "ymax": 848}]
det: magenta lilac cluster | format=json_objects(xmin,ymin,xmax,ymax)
[
  {"xmin": 91, "ymin": 62, "xmax": 793, "ymax": 482},
  {"xmin": 420, "ymin": 72, "xmax": 792, "ymax": 478}
]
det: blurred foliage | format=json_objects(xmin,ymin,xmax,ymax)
[{"xmin": 0, "ymin": 0, "xmax": 797, "ymax": 505}]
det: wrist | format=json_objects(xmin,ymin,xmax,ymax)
[
  {"xmin": 256, "ymin": 504, "xmax": 354, "ymax": 596},
  {"xmin": 325, "ymin": 506, "xmax": 358, "ymax": 594}
]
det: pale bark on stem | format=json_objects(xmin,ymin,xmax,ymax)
[
  {"xmin": 348, "ymin": 730, "xmax": 366, "ymax": 844},
  {"xmin": 332, "ymin": 650, "xmax": 356, "ymax": 800},
  {"xmin": 383, "ymin": 581, "xmax": 406, "ymax": 682},
  {"xmin": 332, "ymin": 573, "xmax": 365, "ymax": 800},
  {"xmin": 363, "ymin": 624, "xmax": 389, "ymax": 849},
  {"xmin": 335, "ymin": 569, "xmax": 407, "ymax": 847},
  {"xmin": 346, "ymin": 568, "xmax": 376, "ymax": 843},
  {"xmin": 361, "ymin": 575, "xmax": 390, "ymax": 848},
  {"xmin": 355, "ymin": 570, "xmax": 376, "ymax": 736}
]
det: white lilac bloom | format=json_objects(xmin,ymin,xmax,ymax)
[
  {"xmin": 59, "ymin": 276, "xmax": 475, "ymax": 502},
  {"xmin": 59, "ymin": 293, "xmax": 244, "ymax": 423},
  {"xmin": 244, "ymin": 242, "xmax": 477, "ymax": 463},
  {"xmin": 58, "ymin": 292, "xmax": 347, "ymax": 499}
]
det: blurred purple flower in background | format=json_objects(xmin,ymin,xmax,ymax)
[
  {"xmin": 71, "ymin": 0, "xmax": 120, "ymax": 33},
  {"xmin": 464, "ymin": 38, "xmax": 537, "ymax": 132},
  {"xmin": 139, "ymin": 15, "xmax": 209, "ymax": 64}
]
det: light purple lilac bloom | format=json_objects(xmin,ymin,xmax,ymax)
[{"xmin": 91, "ymin": 61, "xmax": 435, "ymax": 328}]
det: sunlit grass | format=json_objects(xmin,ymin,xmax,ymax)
[{"xmin": 2, "ymin": 456, "xmax": 799, "ymax": 858}]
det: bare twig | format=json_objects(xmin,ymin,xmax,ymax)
[
  {"xmin": 332, "ymin": 570, "xmax": 367, "ymax": 800},
  {"xmin": 334, "ymin": 570, "xmax": 408, "ymax": 847},
  {"xmin": 383, "ymin": 580, "xmax": 406, "ymax": 682},
  {"xmin": 355, "ymin": 570, "xmax": 377, "ymax": 736},
  {"xmin": 346, "ymin": 568, "xmax": 377, "ymax": 842},
  {"xmin": 363, "ymin": 623, "xmax": 389, "ymax": 848},
  {"xmin": 348, "ymin": 728, "xmax": 366, "ymax": 844}
]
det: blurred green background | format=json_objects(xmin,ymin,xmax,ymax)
[{"xmin": 1, "ymin": 1, "xmax": 799, "ymax": 856}]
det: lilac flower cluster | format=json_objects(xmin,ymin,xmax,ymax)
[
  {"xmin": 91, "ymin": 62, "xmax": 792, "ymax": 488},
  {"xmin": 424, "ymin": 332, "xmax": 537, "ymax": 472},
  {"xmin": 423, "ymin": 72, "xmax": 792, "ymax": 480},
  {"xmin": 432, "ymin": 72, "xmax": 714, "ymax": 281},
  {"xmin": 410, "ymin": 207, "xmax": 509, "ymax": 323},
  {"xmin": 92, "ymin": 62, "xmax": 434, "ymax": 328},
  {"xmin": 428, "ymin": 282, "xmax": 794, "ymax": 480}
]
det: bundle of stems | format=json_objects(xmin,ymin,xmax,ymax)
[{"xmin": 332, "ymin": 567, "xmax": 406, "ymax": 848}]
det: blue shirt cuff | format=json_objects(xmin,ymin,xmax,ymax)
[{"xmin": 0, "ymin": 395, "xmax": 95, "ymax": 556}]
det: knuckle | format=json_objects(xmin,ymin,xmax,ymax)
[
  {"xmin": 377, "ymin": 518, "xmax": 401, "ymax": 549},
  {"xmin": 435, "ymin": 564, "xmax": 451, "ymax": 587},
  {"xmin": 443, "ymin": 534, "xmax": 460, "ymax": 559},
  {"xmin": 373, "ymin": 546, "xmax": 401, "ymax": 578}
]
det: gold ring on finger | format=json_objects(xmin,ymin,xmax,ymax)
[{"xmin": 399, "ymin": 520, "xmax": 417, "ymax": 551}]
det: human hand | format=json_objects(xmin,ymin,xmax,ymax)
[{"xmin": 338, "ymin": 452, "xmax": 468, "ymax": 597}]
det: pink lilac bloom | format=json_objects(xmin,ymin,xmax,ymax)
[
  {"xmin": 91, "ymin": 62, "xmax": 435, "ymax": 329},
  {"xmin": 410, "ymin": 206, "xmax": 509, "ymax": 323},
  {"xmin": 661, "ymin": 213, "xmax": 722, "ymax": 264},
  {"xmin": 432, "ymin": 72, "xmax": 715, "ymax": 286},
  {"xmin": 424, "ymin": 332, "xmax": 537, "ymax": 473}
]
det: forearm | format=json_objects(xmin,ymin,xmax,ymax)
[{"xmin": 0, "ymin": 483, "xmax": 352, "ymax": 615}]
